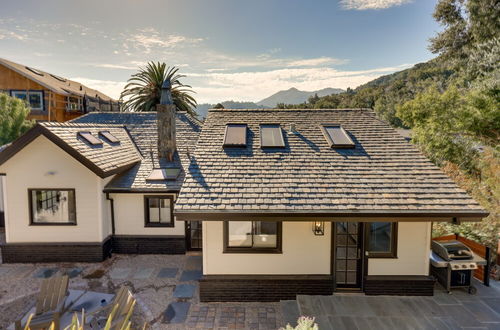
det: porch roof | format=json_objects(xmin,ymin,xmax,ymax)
[{"xmin": 174, "ymin": 109, "xmax": 488, "ymax": 221}]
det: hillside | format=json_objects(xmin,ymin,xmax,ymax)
[
  {"xmin": 257, "ymin": 87, "xmax": 343, "ymax": 108},
  {"xmin": 278, "ymin": 60, "xmax": 455, "ymax": 127}
]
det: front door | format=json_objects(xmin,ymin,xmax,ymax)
[
  {"xmin": 333, "ymin": 222, "xmax": 364, "ymax": 289},
  {"xmin": 186, "ymin": 221, "xmax": 202, "ymax": 251}
]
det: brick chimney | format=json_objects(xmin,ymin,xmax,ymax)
[{"xmin": 157, "ymin": 79, "xmax": 176, "ymax": 162}]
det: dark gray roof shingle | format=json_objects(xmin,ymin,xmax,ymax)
[
  {"xmin": 174, "ymin": 109, "xmax": 486, "ymax": 216},
  {"xmin": 41, "ymin": 122, "xmax": 141, "ymax": 174},
  {"xmin": 72, "ymin": 112, "xmax": 201, "ymax": 191}
]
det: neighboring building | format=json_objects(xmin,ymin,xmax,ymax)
[
  {"xmin": 0, "ymin": 57, "xmax": 120, "ymax": 122},
  {"xmin": 174, "ymin": 108, "xmax": 487, "ymax": 301},
  {"xmin": 0, "ymin": 106, "xmax": 201, "ymax": 261},
  {"xmin": 0, "ymin": 102, "xmax": 488, "ymax": 300}
]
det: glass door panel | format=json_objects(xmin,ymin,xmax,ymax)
[{"xmin": 334, "ymin": 222, "xmax": 363, "ymax": 288}]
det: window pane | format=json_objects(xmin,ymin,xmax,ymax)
[
  {"xmin": 224, "ymin": 124, "xmax": 247, "ymax": 147},
  {"xmin": 260, "ymin": 125, "xmax": 285, "ymax": 147},
  {"xmin": 253, "ymin": 221, "xmax": 278, "ymax": 248},
  {"xmin": 13, "ymin": 91, "xmax": 27, "ymax": 101},
  {"xmin": 368, "ymin": 222, "xmax": 393, "ymax": 252},
  {"xmin": 31, "ymin": 190, "xmax": 75, "ymax": 224},
  {"xmin": 323, "ymin": 125, "xmax": 355, "ymax": 148},
  {"xmin": 228, "ymin": 221, "xmax": 253, "ymax": 247},
  {"xmin": 159, "ymin": 198, "xmax": 171, "ymax": 223},
  {"xmin": 148, "ymin": 198, "xmax": 160, "ymax": 222},
  {"xmin": 28, "ymin": 92, "xmax": 43, "ymax": 109}
]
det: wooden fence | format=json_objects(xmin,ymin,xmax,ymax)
[{"xmin": 433, "ymin": 234, "xmax": 491, "ymax": 286}]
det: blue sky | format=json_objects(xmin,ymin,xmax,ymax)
[{"xmin": 0, "ymin": 0, "xmax": 440, "ymax": 103}]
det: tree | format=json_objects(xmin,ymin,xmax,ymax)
[
  {"xmin": 0, "ymin": 93, "xmax": 35, "ymax": 145},
  {"xmin": 120, "ymin": 62, "xmax": 197, "ymax": 116},
  {"xmin": 430, "ymin": 0, "xmax": 500, "ymax": 66}
]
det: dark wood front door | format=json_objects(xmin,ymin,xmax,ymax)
[
  {"xmin": 186, "ymin": 221, "xmax": 202, "ymax": 251},
  {"xmin": 334, "ymin": 222, "xmax": 364, "ymax": 289}
]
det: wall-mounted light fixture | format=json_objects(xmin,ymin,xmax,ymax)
[{"xmin": 312, "ymin": 221, "xmax": 324, "ymax": 236}]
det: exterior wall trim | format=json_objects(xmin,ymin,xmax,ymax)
[{"xmin": 112, "ymin": 235, "xmax": 186, "ymax": 254}]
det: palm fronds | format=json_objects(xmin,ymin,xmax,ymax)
[{"xmin": 120, "ymin": 62, "xmax": 197, "ymax": 117}]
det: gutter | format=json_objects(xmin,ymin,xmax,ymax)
[{"xmin": 106, "ymin": 193, "xmax": 115, "ymax": 235}]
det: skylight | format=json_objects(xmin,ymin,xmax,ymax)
[
  {"xmin": 99, "ymin": 131, "xmax": 120, "ymax": 144},
  {"xmin": 260, "ymin": 124, "xmax": 285, "ymax": 148},
  {"xmin": 146, "ymin": 168, "xmax": 181, "ymax": 181},
  {"xmin": 321, "ymin": 125, "xmax": 355, "ymax": 149},
  {"xmin": 78, "ymin": 132, "xmax": 103, "ymax": 146},
  {"xmin": 25, "ymin": 66, "xmax": 44, "ymax": 76},
  {"xmin": 223, "ymin": 124, "xmax": 247, "ymax": 147},
  {"xmin": 50, "ymin": 74, "xmax": 67, "ymax": 82}
]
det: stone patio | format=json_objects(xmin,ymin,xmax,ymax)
[{"xmin": 0, "ymin": 251, "xmax": 283, "ymax": 329}]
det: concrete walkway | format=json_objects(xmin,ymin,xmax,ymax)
[{"xmin": 282, "ymin": 280, "xmax": 500, "ymax": 330}]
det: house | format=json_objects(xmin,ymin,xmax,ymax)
[
  {"xmin": 0, "ymin": 87, "xmax": 488, "ymax": 300},
  {"xmin": 173, "ymin": 108, "xmax": 488, "ymax": 301},
  {"xmin": 0, "ymin": 92, "xmax": 201, "ymax": 262},
  {"xmin": 0, "ymin": 57, "xmax": 120, "ymax": 122}
]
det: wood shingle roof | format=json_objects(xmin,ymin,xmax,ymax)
[{"xmin": 174, "ymin": 109, "xmax": 487, "ymax": 221}]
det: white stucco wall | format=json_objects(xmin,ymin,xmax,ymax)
[
  {"xmin": 203, "ymin": 221, "xmax": 332, "ymax": 275},
  {"xmin": 368, "ymin": 222, "xmax": 431, "ymax": 276},
  {"xmin": 0, "ymin": 135, "xmax": 111, "ymax": 243},
  {"xmin": 111, "ymin": 193, "xmax": 185, "ymax": 236}
]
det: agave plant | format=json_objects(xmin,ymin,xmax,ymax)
[{"xmin": 120, "ymin": 62, "xmax": 197, "ymax": 116}]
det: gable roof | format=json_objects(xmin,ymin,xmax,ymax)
[
  {"xmin": 174, "ymin": 109, "xmax": 488, "ymax": 221},
  {"xmin": 0, "ymin": 57, "xmax": 116, "ymax": 102},
  {"xmin": 72, "ymin": 112, "xmax": 202, "ymax": 192},
  {"xmin": 0, "ymin": 122, "xmax": 141, "ymax": 178}
]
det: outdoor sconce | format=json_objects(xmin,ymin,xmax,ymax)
[{"xmin": 313, "ymin": 221, "xmax": 325, "ymax": 236}]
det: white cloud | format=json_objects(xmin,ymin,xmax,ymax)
[
  {"xmin": 340, "ymin": 0, "xmax": 412, "ymax": 10},
  {"xmin": 70, "ymin": 77, "xmax": 126, "ymax": 100},
  {"xmin": 127, "ymin": 27, "xmax": 203, "ymax": 54},
  {"xmin": 187, "ymin": 64, "xmax": 412, "ymax": 103},
  {"xmin": 286, "ymin": 57, "xmax": 348, "ymax": 67}
]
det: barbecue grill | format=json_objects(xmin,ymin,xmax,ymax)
[{"xmin": 430, "ymin": 240, "xmax": 486, "ymax": 294}]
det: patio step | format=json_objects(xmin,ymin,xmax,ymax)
[
  {"xmin": 280, "ymin": 300, "xmax": 300, "ymax": 327},
  {"xmin": 296, "ymin": 295, "xmax": 333, "ymax": 329}
]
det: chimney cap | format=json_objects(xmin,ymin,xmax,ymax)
[{"xmin": 160, "ymin": 79, "xmax": 173, "ymax": 105}]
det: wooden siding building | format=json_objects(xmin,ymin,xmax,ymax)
[{"xmin": 0, "ymin": 58, "xmax": 120, "ymax": 122}]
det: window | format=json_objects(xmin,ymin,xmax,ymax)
[
  {"xmin": 78, "ymin": 132, "xmax": 103, "ymax": 146},
  {"xmin": 146, "ymin": 168, "xmax": 181, "ymax": 181},
  {"xmin": 144, "ymin": 196, "xmax": 174, "ymax": 227},
  {"xmin": 11, "ymin": 90, "xmax": 44, "ymax": 111},
  {"xmin": 367, "ymin": 222, "xmax": 398, "ymax": 258},
  {"xmin": 99, "ymin": 131, "xmax": 120, "ymax": 144},
  {"xmin": 223, "ymin": 124, "xmax": 247, "ymax": 147},
  {"xmin": 260, "ymin": 124, "xmax": 285, "ymax": 148},
  {"xmin": 29, "ymin": 189, "xmax": 76, "ymax": 225},
  {"xmin": 321, "ymin": 124, "xmax": 355, "ymax": 148},
  {"xmin": 224, "ymin": 221, "xmax": 282, "ymax": 253}
]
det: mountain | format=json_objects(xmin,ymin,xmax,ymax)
[
  {"xmin": 196, "ymin": 100, "xmax": 266, "ymax": 118},
  {"xmin": 256, "ymin": 87, "xmax": 344, "ymax": 108}
]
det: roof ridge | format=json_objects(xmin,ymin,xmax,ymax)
[
  {"xmin": 208, "ymin": 108, "xmax": 373, "ymax": 112},
  {"xmin": 41, "ymin": 122, "xmax": 126, "ymax": 128}
]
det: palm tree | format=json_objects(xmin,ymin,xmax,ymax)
[{"xmin": 120, "ymin": 62, "xmax": 197, "ymax": 116}]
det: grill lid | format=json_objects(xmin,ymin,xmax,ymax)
[{"xmin": 432, "ymin": 240, "xmax": 473, "ymax": 261}]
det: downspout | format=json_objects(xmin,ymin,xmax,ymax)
[{"xmin": 106, "ymin": 193, "xmax": 115, "ymax": 235}]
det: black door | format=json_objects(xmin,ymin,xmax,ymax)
[
  {"xmin": 186, "ymin": 221, "xmax": 202, "ymax": 251},
  {"xmin": 334, "ymin": 222, "xmax": 364, "ymax": 289}
]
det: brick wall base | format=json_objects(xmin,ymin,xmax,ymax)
[
  {"xmin": 364, "ymin": 275, "xmax": 435, "ymax": 296},
  {"xmin": 1, "ymin": 236, "xmax": 112, "ymax": 263},
  {"xmin": 200, "ymin": 275, "xmax": 334, "ymax": 302},
  {"xmin": 112, "ymin": 235, "xmax": 186, "ymax": 254}
]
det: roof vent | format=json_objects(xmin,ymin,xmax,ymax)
[
  {"xmin": 288, "ymin": 123, "xmax": 296, "ymax": 133},
  {"xmin": 320, "ymin": 124, "xmax": 355, "ymax": 149}
]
